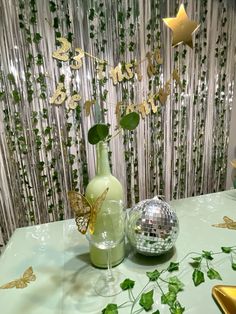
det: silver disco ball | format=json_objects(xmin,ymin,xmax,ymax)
[{"xmin": 126, "ymin": 197, "xmax": 179, "ymax": 256}]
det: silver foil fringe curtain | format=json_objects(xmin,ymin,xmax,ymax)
[{"xmin": 0, "ymin": 0, "xmax": 236, "ymax": 246}]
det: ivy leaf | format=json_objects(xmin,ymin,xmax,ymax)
[
  {"xmin": 120, "ymin": 112, "xmax": 140, "ymax": 130},
  {"xmin": 168, "ymin": 262, "xmax": 179, "ymax": 272},
  {"xmin": 146, "ymin": 269, "xmax": 160, "ymax": 281},
  {"xmin": 139, "ymin": 289, "xmax": 154, "ymax": 311},
  {"xmin": 170, "ymin": 301, "xmax": 185, "ymax": 314},
  {"xmin": 221, "ymin": 247, "xmax": 232, "ymax": 254},
  {"xmin": 88, "ymin": 124, "xmax": 109, "ymax": 144},
  {"xmin": 120, "ymin": 278, "xmax": 135, "ymax": 290},
  {"xmin": 12, "ymin": 90, "xmax": 21, "ymax": 103},
  {"xmin": 207, "ymin": 268, "xmax": 222, "ymax": 280},
  {"xmin": 102, "ymin": 304, "xmax": 118, "ymax": 314},
  {"xmin": 231, "ymin": 263, "xmax": 236, "ymax": 271},
  {"xmin": 161, "ymin": 291, "xmax": 176, "ymax": 306},
  {"xmin": 168, "ymin": 276, "xmax": 184, "ymax": 293},
  {"xmin": 202, "ymin": 250, "xmax": 213, "ymax": 260},
  {"xmin": 190, "ymin": 257, "xmax": 202, "ymax": 268},
  {"xmin": 33, "ymin": 33, "xmax": 42, "ymax": 44},
  {"xmin": 192, "ymin": 269, "xmax": 205, "ymax": 286}
]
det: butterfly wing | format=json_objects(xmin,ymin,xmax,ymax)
[
  {"xmin": 89, "ymin": 188, "xmax": 109, "ymax": 234},
  {"xmin": 0, "ymin": 280, "xmax": 18, "ymax": 289},
  {"xmin": 68, "ymin": 191, "xmax": 91, "ymax": 234},
  {"xmin": 212, "ymin": 223, "xmax": 228, "ymax": 228},
  {"xmin": 22, "ymin": 266, "xmax": 36, "ymax": 283},
  {"xmin": 15, "ymin": 279, "xmax": 28, "ymax": 289},
  {"xmin": 223, "ymin": 216, "xmax": 234, "ymax": 224}
]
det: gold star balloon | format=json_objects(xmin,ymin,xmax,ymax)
[
  {"xmin": 212, "ymin": 285, "xmax": 236, "ymax": 314},
  {"xmin": 163, "ymin": 4, "xmax": 200, "ymax": 48}
]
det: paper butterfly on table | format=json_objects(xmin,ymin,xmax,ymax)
[
  {"xmin": 0, "ymin": 266, "xmax": 36, "ymax": 289},
  {"xmin": 212, "ymin": 216, "xmax": 236, "ymax": 230},
  {"xmin": 68, "ymin": 188, "xmax": 109, "ymax": 234}
]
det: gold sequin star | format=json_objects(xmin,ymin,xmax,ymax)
[{"xmin": 163, "ymin": 4, "xmax": 200, "ymax": 48}]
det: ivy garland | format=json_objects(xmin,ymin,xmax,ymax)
[{"xmin": 102, "ymin": 246, "xmax": 236, "ymax": 314}]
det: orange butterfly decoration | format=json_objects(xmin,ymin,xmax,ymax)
[
  {"xmin": 68, "ymin": 188, "xmax": 109, "ymax": 234},
  {"xmin": 0, "ymin": 266, "xmax": 36, "ymax": 289}
]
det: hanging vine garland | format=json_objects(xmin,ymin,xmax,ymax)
[{"xmin": 0, "ymin": 0, "xmax": 235, "ymax": 246}]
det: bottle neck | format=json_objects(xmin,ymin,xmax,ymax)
[{"xmin": 96, "ymin": 142, "xmax": 111, "ymax": 176}]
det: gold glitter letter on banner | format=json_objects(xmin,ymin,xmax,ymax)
[
  {"xmin": 138, "ymin": 101, "xmax": 150, "ymax": 118},
  {"xmin": 69, "ymin": 94, "xmax": 81, "ymax": 109},
  {"xmin": 49, "ymin": 83, "xmax": 67, "ymax": 105},
  {"xmin": 109, "ymin": 65, "xmax": 123, "ymax": 85},
  {"xmin": 96, "ymin": 62, "xmax": 106, "ymax": 80},
  {"xmin": 123, "ymin": 63, "xmax": 134, "ymax": 80},
  {"xmin": 84, "ymin": 100, "xmax": 95, "ymax": 116},
  {"xmin": 172, "ymin": 69, "xmax": 182, "ymax": 89},
  {"xmin": 146, "ymin": 52, "xmax": 156, "ymax": 78},
  {"xmin": 148, "ymin": 94, "xmax": 158, "ymax": 113},
  {"xmin": 126, "ymin": 103, "xmax": 135, "ymax": 115},
  {"xmin": 158, "ymin": 79, "xmax": 171, "ymax": 105},
  {"xmin": 70, "ymin": 48, "xmax": 85, "ymax": 70},
  {"xmin": 52, "ymin": 38, "xmax": 71, "ymax": 61},
  {"xmin": 154, "ymin": 49, "xmax": 163, "ymax": 65},
  {"xmin": 134, "ymin": 62, "xmax": 142, "ymax": 81}
]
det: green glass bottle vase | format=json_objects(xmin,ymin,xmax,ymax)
[{"xmin": 85, "ymin": 141, "xmax": 125, "ymax": 268}]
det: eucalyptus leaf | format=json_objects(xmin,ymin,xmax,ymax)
[
  {"xmin": 120, "ymin": 278, "xmax": 135, "ymax": 290},
  {"xmin": 120, "ymin": 112, "xmax": 140, "ymax": 130},
  {"xmin": 207, "ymin": 268, "xmax": 222, "ymax": 280},
  {"xmin": 192, "ymin": 269, "xmax": 205, "ymax": 286},
  {"xmin": 88, "ymin": 124, "xmax": 109, "ymax": 144},
  {"xmin": 146, "ymin": 269, "xmax": 160, "ymax": 281},
  {"xmin": 102, "ymin": 304, "xmax": 118, "ymax": 314},
  {"xmin": 139, "ymin": 289, "xmax": 154, "ymax": 311}
]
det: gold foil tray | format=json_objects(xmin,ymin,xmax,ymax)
[{"xmin": 212, "ymin": 285, "xmax": 236, "ymax": 314}]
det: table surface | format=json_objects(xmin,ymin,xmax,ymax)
[{"xmin": 0, "ymin": 190, "xmax": 236, "ymax": 314}]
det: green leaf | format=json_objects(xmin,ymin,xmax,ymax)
[
  {"xmin": 161, "ymin": 291, "xmax": 176, "ymax": 306},
  {"xmin": 146, "ymin": 269, "xmax": 160, "ymax": 281},
  {"xmin": 12, "ymin": 90, "xmax": 21, "ymax": 103},
  {"xmin": 190, "ymin": 256, "xmax": 202, "ymax": 268},
  {"xmin": 192, "ymin": 269, "xmax": 205, "ymax": 286},
  {"xmin": 168, "ymin": 262, "xmax": 179, "ymax": 272},
  {"xmin": 139, "ymin": 289, "xmax": 154, "ymax": 311},
  {"xmin": 102, "ymin": 304, "xmax": 118, "ymax": 314},
  {"xmin": 221, "ymin": 247, "xmax": 232, "ymax": 254},
  {"xmin": 168, "ymin": 276, "xmax": 184, "ymax": 293},
  {"xmin": 120, "ymin": 278, "xmax": 135, "ymax": 290},
  {"xmin": 207, "ymin": 268, "xmax": 222, "ymax": 280},
  {"xmin": 33, "ymin": 33, "xmax": 42, "ymax": 44},
  {"xmin": 192, "ymin": 256, "xmax": 202, "ymax": 261},
  {"xmin": 152, "ymin": 311, "xmax": 160, "ymax": 314},
  {"xmin": 232, "ymin": 263, "xmax": 236, "ymax": 271},
  {"xmin": 170, "ymin": 301, "xmax": 185, "ymax": 314},
  {"xmin": 202, "ymin": 250, "xmax": 213, "ymax": 260},
  {"xmin": 88, "ymin": 124, "xmax": 109, "ymax": 144},
  {"xmin": 120, "ymin": 112, "xmax": 140, "ymax": 130}
]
